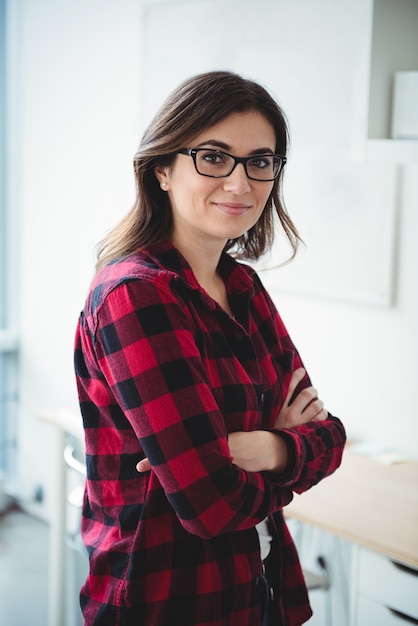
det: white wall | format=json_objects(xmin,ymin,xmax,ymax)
[
  {"xmin": 7, "ymin": 0, "xmax": 418, "ymax": 522},
  {"xmin": 7, "ymin": 0, "xmax": 143, "ymax": 520}
]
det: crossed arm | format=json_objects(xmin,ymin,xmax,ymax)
[{"xmin": 137, "ymin": 367, "xmax": 327, "ymax": 476}]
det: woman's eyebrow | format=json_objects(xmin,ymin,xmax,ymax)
[{"xmin": 194, "ymin": 139, "xmax": 275, "ymax": 155}]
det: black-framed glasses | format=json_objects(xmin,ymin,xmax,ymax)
[{"xmin": 177, "ymin": 148, "xmax": 286, "ymax": 181}]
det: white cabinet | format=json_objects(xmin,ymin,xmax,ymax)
[
  {"xmin": 357, "ymin": 597, "xmax": 418, "ymax": 626},
  {"xmin": 351, "ymin": 547, "xmax": 418, "ymax": 626}
]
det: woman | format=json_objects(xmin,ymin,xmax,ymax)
[{"xmin": 74, "ymin": 70, "xmax": 346, "ymax": 626}]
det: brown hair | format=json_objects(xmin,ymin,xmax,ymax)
[{"xmin": 96, "ymin": 71, "xmax": 302, "ymax": 271}]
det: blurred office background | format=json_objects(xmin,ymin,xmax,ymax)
[{"xmin": 0, "ymin": 1, "xmax": 417, "ymax": 625}]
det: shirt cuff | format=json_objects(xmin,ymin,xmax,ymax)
[{"xmin": 262, "ymin": 428, "xmax": 306, "ymax": 487}]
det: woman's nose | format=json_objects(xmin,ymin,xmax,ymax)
[{"xmin": 222, "ymin": 163, "xmax": 251, "ymax": 194}]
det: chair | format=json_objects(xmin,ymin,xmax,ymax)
[
  {"xmin": 303, "ymin": 555, "xmax": 332, "ymax": 626},
  {"xmin": 290, "ymin": 520, "xmax": 333, "ymax": 626}
]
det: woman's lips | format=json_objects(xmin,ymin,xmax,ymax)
[{"xmin": 214, "ymin": 202, "xmax": 250, "ymax": 215}]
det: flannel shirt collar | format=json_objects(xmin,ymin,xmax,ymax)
[{"xmin": 145, "ymin": 240, "xmax": 256, "ymax": 302}]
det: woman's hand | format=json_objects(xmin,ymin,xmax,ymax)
[
  {"xmin": 275, "ymin": 367, "xmax": 327, "ymax": 429},
  {"xmin": 226, "ymin": 371, "xmax": 328, "ymax": 473},
  {"xmin": 227, "ymin": 430, "xmax": 290, "ymax": 473}
]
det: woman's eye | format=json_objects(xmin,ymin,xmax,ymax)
[
  {"xmin": 249, "ymin": 156, "xmax": 271, "ymax": 169},
  {"xmin": 201, "ymin": 151, "xmax": 225, "ymax": 164}
]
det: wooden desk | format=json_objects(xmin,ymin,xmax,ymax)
[{"xmin": 285, "ymin": 447, "xmax": 418, "ymax": 569}]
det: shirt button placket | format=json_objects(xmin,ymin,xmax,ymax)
[{"xmin": 258, "ymin": 391, "xmax": 265, "ymax": 412}]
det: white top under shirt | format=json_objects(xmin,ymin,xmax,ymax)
[{"xmin": 256, "ymin": 518, "xmax": 272, "ymax": 561}]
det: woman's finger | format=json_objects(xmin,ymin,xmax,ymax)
[
  {"xmin": 290, "ymin": 386, "xmax": 318, "ymax": 414},
  {"xmin": 311, "ymin": 408, "xmax": 329, "ymax": 422},
  {"xmin": 284, "ymin": 368, "xmax": 306, "ymax": 406},
  {"xmin": 304, "ymin": 399, "xmax": 325, "ymax": 421},
  {"xmin": 136, "ymin": 458, "xmax": 152, "ymax": 473}
]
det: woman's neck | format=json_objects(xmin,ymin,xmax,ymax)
[
  {"xmin": 170, "ymin": 232, "xmax": 222, "ymax": 284},
  {"xmin": 170, "ymin": 234, "xmax": 233, "ymax": 316}
]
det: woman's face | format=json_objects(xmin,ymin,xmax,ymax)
[{"xmin": 155, "ymin": 110, "xmax": 276, "ymax": 253}]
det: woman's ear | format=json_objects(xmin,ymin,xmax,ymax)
[{"xmin": 154, "ymin": 165, "xmax": 170, "ymax": 191}]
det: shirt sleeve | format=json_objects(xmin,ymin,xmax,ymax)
[
  {"xmin": 89, "ymin": 276, "xmax": 295, "ymax": 539},
  {"xmin": 266, "ymin": 415, "xmax": 346, "ymax": 493}
]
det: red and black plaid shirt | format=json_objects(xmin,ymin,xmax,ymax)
[{"xmin": 74, "ymin": 241, "xmax": 346, "ymax": 625}]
